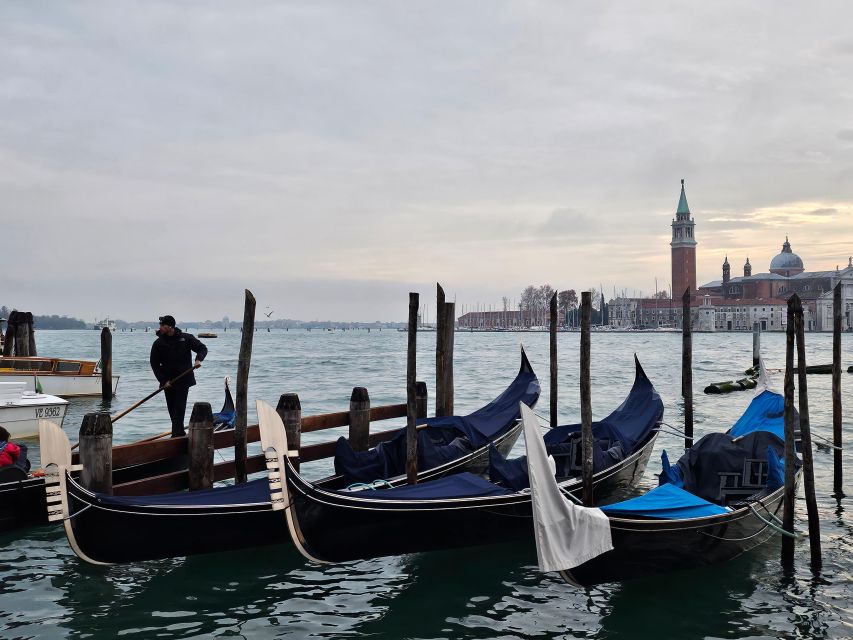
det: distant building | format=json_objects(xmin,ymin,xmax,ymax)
[{"xmin": 608, "ymin": 181, "xmax": 853, "ymax": 332}]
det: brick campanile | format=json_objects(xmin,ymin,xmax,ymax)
[{"xmin": 670, "ymin": 179, "xmax": 697, "ymax": 302}]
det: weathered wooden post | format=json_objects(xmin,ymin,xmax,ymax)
[
  {"xmin": 79, "ymin": 412, "xmax": 113, "ymax": 495},
  {"xmin": 752, "ymin": 321, "xmax": 761, "ymax": 368},
  {"xmin": 188, "ymin": 402, "xmax": 214, "ymax": 491},
  {"xmin": 792, "ymin": 294, "xmax": 822, "ymax": 566},
  {"xmin": 349, "ymin": 387, "xmax": 370, "ymax": 452},
  {"xmin": 550, "ymin": 292, "xmax": 558, "ymax": 428},
  {"xmin": 781, "ymin": 297, "xmax": 797, "ymax": 565},
  {"xmin": 833, "ymin": 283, "xmax": 843, "ymax": 496},
  {"xmin": 443, "ymin": 300, "xmax": 455, "ymax": 415},
  {"xmin": 276, "ymin": 393, "xmax": 301, "ymax": 471},
  {"xmin": 436, "ymin": 283, "xmax": 447, "ymax": 416},
  {"xmin": 580, "ymin": 291, "xmax": 593, "ymax": 506},
  {"xmin": 416, "ymin": 381, "xmax": 427, "ymax": 419},
  {"xmin": 100, "ymin": 326, "xmax": 112, "ymax": 402},
  {"xmin": 235, "ymin": 289, "xmax": 256, "ymax": 484},
  {"xmin": 11, "ymin": 312, "xmax": 32, "ymax": 357},
  {"xmin": 26, "ymin": 312, "xmax": 36, "ymax": 356},
  {"xmin": 682, "ymin": 288, "xmax": 694, "ymax": 449},
  {"xmin": 1, "ymin": 312, "xmax": 13, "ymax": 356},
  {"xmin": 406, "ymin": 292, "xmax": 419, "ymax": 484}
]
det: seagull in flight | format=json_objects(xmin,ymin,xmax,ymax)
[{"xmin": 264, "ymin": 308, "xmax": 274, "ymax": 318}]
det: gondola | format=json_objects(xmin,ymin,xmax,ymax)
[
  {"xmin": 528, "ymin": 364, "xmax": 802, "ymax": 587},
  {"xmin": 42, "ymin": 351, "xmax": 541, "ymax": 564},
  {"xmin": 0, "ymin": 378, "xmax": 236, "ymax": 533},
  {"xmin": 261, "ymin": 355, "xmax": 661, "ymax": 563}
]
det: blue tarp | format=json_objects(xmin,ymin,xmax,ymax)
[
  {"xmin": 489, "ymin": 358, "xmax": 663, "ymax": 486},
  {"xmin": 95, "ymin": 478, "xmax": 271, "ymax": 507},
  {"xmin": 727, "ymin": 390, "xmax": 788, "ymax": 440},
  {"xmin": 334, "ymin": 358, "xmax": 540, "ymax": 484},
  {"xmin": 601, "ymin": 483, "xmax": 730, "ymax": 519},
  {"xmin": 337, "ymin": 472, "xmax": 512, "ymax": 500}
]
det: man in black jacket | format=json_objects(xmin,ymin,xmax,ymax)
[{"xmin": 149, "ymin": 315, "xmax": 208, "ymax": 437}]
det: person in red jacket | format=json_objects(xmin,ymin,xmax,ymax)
[{"xmin": 0, "ymin": 426, "xmax": 22, "ymax": 467}]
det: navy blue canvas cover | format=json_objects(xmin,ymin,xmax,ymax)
[
  {"xmin": 336, "ymin": 471, "xmax": 512, "ymax": 500},
  {"xmin": 94, "ymin": 477, "xmax": 271, "ymax": 507},
  {"xmin": 669, "ymin": 430, "xmax": 786, "ymax": 503},
  {"xmin": 543, "ymin": 358, "xmax": 662, "ymax": 464},
  {"xmin": 334, "ymin": 358, "xmax": 540, "ymax": 484},
  {"xmin": 488, "ymin": 444, "xmax": 530, "ymax": 490}
]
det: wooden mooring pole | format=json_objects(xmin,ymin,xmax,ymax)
[
  {"xmin": 436, "ymin": 283, "xmax": 447, "ymax": 417},
  {"xmin": 79, "ymin": 412, "xmax": 113, "ymax": 495},
  {"xmin": 416, "ymin": 381, "xmax": 427, "ymax": 420},
  {"xmin": 235, "ymin": 289, "xmax": 256, "ymax": 484},
  {"xmin": 781, "ymin": 297, "xmax": 797, "ymax": 565},
  {"xmin": 187, "ymin": 402, "xmax": 214, "ymax": 491},
  {"xmin": 682, "ymin": 289, "xmax": 694, "ymax": 449},
  {"xmin": 349, "ymin": 387, "xmax": 370, "ymax": 452},
  {"xmin": 406, "ymin": 292, "xmax": 419, "ymax": 484},
  {"xmin": 100, "ymin": 326, "xmax": 112, "ymax": 402},
  {"xmin": 276, "ymin": 394, "xmax": 301, "ymax": 471},
  {"xmin": 550, "ymin": 292, "xmax": 558, "ymax": 428},
  {"xmin": 752, "ymin": 321, "xmax": 761, "ymax": 368},
  {"xmin": 580, "ymin": 291, "xmax": 593, "ymax": 506},
  {"xmin": 792, "ymin": 294, "xmax": 822, "ymax": 567},
  {"xmin": 833, "ymin": 283, "xmax": 843, "ymax": 496}
]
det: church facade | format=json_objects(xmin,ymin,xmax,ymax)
[{"xmin": 607, "ymin": 181, "xmax": 853, "ymax": 331}]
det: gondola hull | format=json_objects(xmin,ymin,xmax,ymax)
[
  {"xmin": 284, "ymin": 429, "xmax": 658, "ymax": 563},
  {"xmin": 561, "ymin": 479, "xmax": 795, "ymax": 587}
]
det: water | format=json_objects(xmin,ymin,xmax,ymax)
[{"xmin": 1, "ymin": 329, "xmax": 851, "ymax": 639}]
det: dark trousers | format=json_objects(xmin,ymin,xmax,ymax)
[{"xmin": 164, "ymin": 385, "xmax": 190, "ymax": 437}]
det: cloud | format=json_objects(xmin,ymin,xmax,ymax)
[{"xmin": 537, "ymin": 208, "xmax": 595, "ymax": 238}]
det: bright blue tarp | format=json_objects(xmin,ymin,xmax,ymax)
[
  {"xmin": 727, "ymin": 390, "xmax": 786, "ymax": 440},
  {"xmin": 601, "ymin": 483, "xmax": 729, "ymax": 519}
]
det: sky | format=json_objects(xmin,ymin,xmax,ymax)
[{"xmin": 2, "ymin": 2, "xmax": 852, "ymax": 323}]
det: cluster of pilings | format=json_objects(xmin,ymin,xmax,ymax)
[{"xmin": 2, "ymin": 311, "xmax": 36, "ymax": 357}]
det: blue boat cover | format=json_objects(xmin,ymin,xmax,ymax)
[
  {"xmin": 337, "ymin": 472, "xmax": 512, "ymax": 500},
  {"xmin": 489, "ymin": 359, "xmax": 663, "ymax": 487},
  {"xmin": 601, "ymin": 483, "xmax": 730, "ymax": 519},
  {"xmin": 94, "ymin": 478, "xmax": 271, "ymax": 507},
  {"xmin": 334, "ymin": 360, "xmax": 540, "ymax": 484},
  {"xmin": 727, "ymin": 390, "xmax": 788, "ymax": 440}
]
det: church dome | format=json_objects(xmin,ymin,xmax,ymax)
[{"xmin": 769, "ymin": 237, "xmax": 804, "ymax": 275}]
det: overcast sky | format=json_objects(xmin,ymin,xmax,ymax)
[{"xmin": 2, "ymin": 2, "xmax": 852, "ymax": 323}]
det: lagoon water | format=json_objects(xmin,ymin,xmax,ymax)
[{"xmin": 1, "ymin": 328, "xmax": 851, "ymax": 639}]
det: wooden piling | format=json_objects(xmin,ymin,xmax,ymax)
[
  {"xmin": 406, "ymin": 292, "xmax": 419, "ymax": 484},
  {"xmin": 792, "ymin": 294, "xmax": 822, "ymax": 566},
  {"xmin": 781, "ymin": 297, "xmax": 797, "ymax": 565},
  {"xmin": 276, "ymin": 393, "xmax": 301, "ymax": 471},
  {"xmin": 1, "ymin": 317, "xmax": 12, "ymax": 356},
  {"xmin": 580, "ymin": 291, "xmax": 593, "ymax": 506},
  {"xmin": 436, "ymin": 283, "xmax": 447, "ymax": 416},
  {"xmin": 682, "ymin": 289, "xmax": 694, "ymax": 449},
  {"xmin": 752, "ymin": 321, "xmax": 761, "ymax": 368},
  {"xmin": 833, "ymin": 283, "xmax": 843, "ymax": 496},
  {"xmin": 100, "ymin": 326, "xmax": 112, "ymax": 401},
  {"xmin": 235, "ymin": 289, "xmax": 256, "ymax": 484},
  {"xmin": 415, "ymin": 381, "xmax": 427, "ymax": 419},
  {"xmin": 349, "ymin": 387, "xmax": 370, "ymax": 452},
  {"xmin": 550, "ymin": 292, "xmax": 558, "ymax": 428},
  {"xmin": 187, "ymin": 402, "xmax": 214, "ymax": 491},
  {"xmin": 79, "ymin": 412, "xmax": 113, "ymax": 495}
]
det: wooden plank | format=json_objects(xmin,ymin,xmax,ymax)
[{"xmin": 114, "ymin": 453, "xmax": 267, "ymax": 496}]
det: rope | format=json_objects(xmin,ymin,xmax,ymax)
[
  {"xmin": 811, "ymin": 432, "xmax": 843, "ymax": 451},
  {"xmin": 748, "ymin": 504, "xmax": 800, "ymax": 539}
]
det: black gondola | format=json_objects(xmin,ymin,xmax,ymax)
[
  {"xmin": 0, "ymin": 378, "xmax": 236, "ymax": 533},
  {"xmin": 263, "ymin": 355, "xmax": 662, "ymax": 563},
  {"xmin": 539, "ymin": 371, "xmax": 802, "ymax": 587},
  {"xmin": 44, "ymin": 351, "xmax": 542, "ymax": 564}
]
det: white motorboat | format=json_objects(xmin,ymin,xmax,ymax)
[
  {"xmin": 0, "ymin": 356, "xmax": 119, "ymax": 397},
  {"xmin": 0, "ymin": 382, "xmax": 68, "ymax": 439}
]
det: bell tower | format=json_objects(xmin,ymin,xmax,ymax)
[{"xmin": 671, "ymin": 179, "xmax": 697, "ymax": 302}]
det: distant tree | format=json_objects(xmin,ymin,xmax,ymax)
[
  {"xmin": 501, "ymin": 297, "xmax": 509, "ymax": 312},
  {"xmin": 653, "ymin": 290, "xmax": 669, "ymax": 299},
  {"xmin": 587, "ymin": 287, "xmax": 600, "ymax": 311},
  {"xmin": 519, "ymin": 286, "xmax": 538, "ymax": 311}
]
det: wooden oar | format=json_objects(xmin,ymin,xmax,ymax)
[
  {"xmin": 69, "ymin": 364, "xmax": 201, "ymax": 451},
  {"xmin": 110, "ymin": 364, "xmax": 201, "ymax": 424}
]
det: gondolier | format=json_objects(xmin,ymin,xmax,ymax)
[{"xmin": 150, "ymin": 315, "xmax": 207, "ymax": 437}]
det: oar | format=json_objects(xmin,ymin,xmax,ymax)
[
  {"xmin": 110, "ymin": 364, "xmax": 201, "ymax": 424},
  {"xmin": 69, "ymin": 364, "xmax": 201, "ymax": 451}
]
